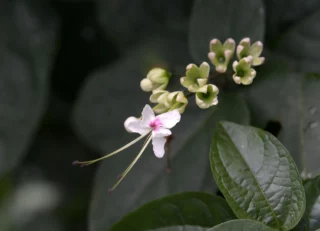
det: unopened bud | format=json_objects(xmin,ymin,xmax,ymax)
[
  {"xmin": 166, "ymin": 91, "xmax": 188, "ymax": 114},
  {"xmin": 141, "ymin": 68, "xmax": 171, "ymax": 92},
  {"xmin": 149, "ymin": 90, "xmax": 169, "ymax": 103},
  {"xmin": 147, "ymin": 68, "xmax": 171, "ymax": 84},
  {"xmin": 140, "ymin": 78, "xmax": 154, "ymax": 92}
]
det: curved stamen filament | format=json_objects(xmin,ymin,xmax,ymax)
[
  {"xmin": 109, "ymin": 133, "xmax": 152, "ymax": 192},
  {"xmin": 74, "ymin": 132, "xmax": 151, "ymax": 166}
]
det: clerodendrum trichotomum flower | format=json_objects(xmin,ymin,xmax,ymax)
[{"xmin": 73, "ymin": 105, "xmax": 181, "ymax": 191}]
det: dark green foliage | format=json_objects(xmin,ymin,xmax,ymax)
[{"xmin": 1, "ymin": 1, "xmax": 320, "ymax": 231}]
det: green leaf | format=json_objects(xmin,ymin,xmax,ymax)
[
  {"xmin": 210, "ymin": 121, "xmax": 305, "ymax": 230},
  {"xmin": 110, "ymin": 192, "xmax": 236, "ymax": 231},
  {"xmin": 207, "ymin": 219, "xmax": 276, "ymax": 231},
  {"xmin": 150, "ymin": 226, "xmax": 207, "ymax": 231},
  {"xmin": 72, "ymin": 35, "xmax": 250, "ymax": 231},
  {"xmin": 295, "ymin": 176, "xmax": 320, "ymax": 231},
  {"xmin": 0, "ymin": 0, "xmax": 59, "ymax": 175},
  {"xmin": 264, "ymin": 0, "xmax": 320, "ymax": 44},
  {"xmin": 189, "ymin": 0, "xmax": 265, "ymax": 62},
  {"xmin": 275, "ymin": 8, "xmax": 320, "ymax": 73},
  {"xmin": 246, "ymin": 72, "xmax": 320, "ymax": 175}
]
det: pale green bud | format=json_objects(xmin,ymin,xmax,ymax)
[
  {"xmin": 208, "ymin": 38, "xmax": 235, "ymax": 73},
  {"xmin": 140, "ymin": 78, "xmax": 154, "ymax": 92},
  {"xmin": 147, "ymin": 68, "xmax": 171, "ymax": 84},
  {"xmin": 232, "ymin": 56, "xmax": 256, "ymax": 85},
  {"xmin": 141, "ymin": 68, "xmax": 171, "ymax": 92},
  {"xmin": 165, "ymin": 91, "xmax": 188, "ymax": 114},
  {"xmin": 149, "ymin": 90, "xmax": 169, "ymax": 103},
  {"xmin": 149, "ymin": 90, "xmax": 170, "ymax": 114},
  {"xmin": 153, "ymin": 104, "xmax": 168, "ymax": 114},
  {"xmin": 150, "ymin": 90, "xmax": 188, "ymax": 114},
  {"xmin": 195, "ymin": 84, "xmax": 219, "ymax": 109},
  {"xmin": 236, "ymin": 37, "xmax": 265, "ymax": 66},
  {"xmin": 180, "ymin": 62, "xmax": 209, "ymax": 93}
]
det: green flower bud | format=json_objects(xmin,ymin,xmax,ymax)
[
  {"xmin": 236, "ymin": 37, "xmax": 265, "ymax": 66},
  {"xmin": 208, "ymin": 38, "xmax": 235, "ymax": 73},
  {"xmin": 165, "ymin": 91, "xmax": 188, "ymax": 114},
  {"xmin": 149, "ymin": 90, "xmax": 169, "ymax": 103},
  {"xmin": 140, "ymin": 78, "xmax": 154, "ymax": 92},
  {"xmin": 232, "ymin": 56, "xmax": 256, "ymax": 85},
  {"xmin": 195, "ymin": 84, "xmax": 219, "ymax": 109},
  {"xmin": 153, "ymin": 104, "xmax": 168, "ymax": 114},
  {"xmin": 150, "ymin": 90, "xmax": 188, "ymax": 114},
  {"xmin": 141, "ymin": 68, "xmax": 171, "ymax": 92},
  {"xmin": 147, "ymin": 68, "xmax": 171, "ymax": 83},
  {"xmin": 180, "ymin": 62, "xmax": 209, "ymax": 93}
]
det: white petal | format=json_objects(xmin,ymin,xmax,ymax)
[
  {"xmin": 156, "ymin": 110, "xmax": 181, "ymax": 129},
  {"xmin": 141, "ymin": 104, "xmax": 155, "ymax": 126},
  {"xmin": 152, "ymin": 137, "xmax": 166, "ymax": 158},
  {"xmin": 153, "ymin": 127, "xmax": 172, "ymax": 138},
  {"xmin": 124, "ymin": 116, "xmax": 151, "ymax": 135}
]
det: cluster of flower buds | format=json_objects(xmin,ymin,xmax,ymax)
[
  {"xmin": 74, "ymin": 37, "xmax": 265, "ymax": 192},
  {"xmin": 208, "ymin": 37, "xmax": 264, "ymax": 85},
  {"xmin": 150, "ymin": 90, "xmax": 188, "ymax": 114},
  {"xmin": 180, "ymin": 62, "xmax": 219, "ymax": 109},
  {"xmin": 141, "ymin": 68, "xmax": 189, "ymax": 114}
]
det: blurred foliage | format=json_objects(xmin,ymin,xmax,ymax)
[{"xmin": 0, "ymin": 0, "xmax": 320, "ymax": 231}]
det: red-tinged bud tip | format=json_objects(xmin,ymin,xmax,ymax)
[
  {"xmin": 108, "ymin": 189, "xmax": 113, "ymax": 195},
  {"xmin": 72, "ymin": 160, "xmax": 79, "ymax": 165},
  {"xmin": 80, "ymin": 164, "xmax": 86, "ymax": 167},
  {"xmin": 166, "ymin": 167, "xmax": 172, "ymax": 174}
]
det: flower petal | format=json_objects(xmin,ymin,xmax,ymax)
[
  {"xmin": 141, "ymin": 104, "xmax": 155, "ymax": 127},
  {"xmin": 124, "ymin": 116, "xmax": 151, "ymax": 135},
  {"xmin": 156, "ymin": 110, "xmax": 181, "ymax": 129},
  {"xmin": 152, "ymin": 136, "xmax": 166, "ymax": 158},
  {"xmin": 153, "ymin": 127, "xmax": 172, "ymax": 138}
]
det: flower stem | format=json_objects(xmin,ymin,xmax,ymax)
[
  {"xmin": 109, "ymin": 134, "xmax": 153, "ymax": 191},
  {"xmin": 74, "ymin": 132, "xmax": 150, "ymax": 166}
]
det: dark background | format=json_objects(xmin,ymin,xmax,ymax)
[{"xmin": 1, "ymin": 0, "xmax": 320, "ymax": 230}]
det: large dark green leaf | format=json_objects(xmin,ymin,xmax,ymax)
[
  {"xmin": 275, "ymin": 8, "xmax": 320, "ymax": 73},
  {"xmin": 0, "ymin": 0, "xmax": 59, "ymax": 176},
  {"xmin": 210, "ymin": 121, "xmax": 305, "ymax": 230},
  {"xmin": 295, "ymin": 176, "xmax": 320, "ymax": 231},
  {"xmin": 189, "ymin": 0, "xmax": 264, "ymax": 62},
  {"xmin": 264, "ymin": 0, "xmax": 320, "ymax": 44},
  {"xmin": 207, "ymin": 219, "xmax": 276, "ymax": 231},
  {"xmin": 246, "ymin": 72, "xmax": 320, "ymax": 175},
  {"xmin": 110, "ymin": 192, "xmax": 235, "ymax": 231},
  {"xmin": 72, "ymin": 35, "xmax": 250, "ymax": 231}
]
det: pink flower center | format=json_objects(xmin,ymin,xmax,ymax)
[{"xmin": 149, "ymin": 117, "xmax": 162, "ymax": 131}]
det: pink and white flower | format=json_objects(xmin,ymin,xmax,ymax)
[
  {"xmin": 124, "ymin": 104, "xmax": 180, "ymax": 158},
  {"xmin": 73, "ymin": 104, "xmax": 181, "ymax": 191}
]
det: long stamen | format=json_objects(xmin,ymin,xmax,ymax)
[
  {"xmin": 109, "ymin": 133, "xmax": 153, "ymax": 192},
  {"xmin": 73, "ymin": 132, "xmax": 150, "ymax": 166}
]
